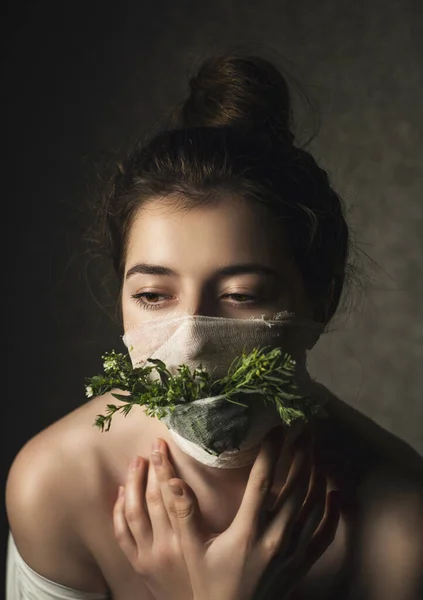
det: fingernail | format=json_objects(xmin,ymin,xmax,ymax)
[
  {"xmin": 152, "ymin": 438, "xmax": 162, "ymax": 452},
  {"xmin": 118, "ymin": 485, "xmax": 124, "ymax": 499},
  {"xmin": 169, "ymin": 483, "xmax": 183, "ymax": 497},
  {"xmin": 130, "ymin": 456, "xmax": 141, "ymax": 471},
  {"xmin": 151, "ymin": 451, "xmax": 163, "ymax": 467}
]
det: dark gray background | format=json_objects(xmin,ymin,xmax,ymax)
[{"xmin": 3, "ymin": 0, "xmax": 423, "ymax": 589}]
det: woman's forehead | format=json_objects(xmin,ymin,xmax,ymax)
[{"xmin": 125, "ymin": 195, "xmax": 287, "ymax": 264}]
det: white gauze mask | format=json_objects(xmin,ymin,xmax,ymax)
[{"xmin": 122, "ymin": 311, "xmax": 325, "ymax": 469}]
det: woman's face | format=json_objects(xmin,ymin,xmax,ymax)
[{"xmin": 122, "ymin": 195, "xmax": 313, "ymax": 331}]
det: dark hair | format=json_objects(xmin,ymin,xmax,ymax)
[{"xmin": 93, "ymin": 50, "xmax": 360, "ymax": 325}]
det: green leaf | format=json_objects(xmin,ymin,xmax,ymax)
[
  {"xmin": 91, "ymin": 375, "xmax": 108, "ymax": 384},
  {"xmin": 111, "ymin": 393, "xmax": 133, "ymax": 402},
  {"xmin": 87, "ymin": 345, "xmax": 326, "ymax": 433}
]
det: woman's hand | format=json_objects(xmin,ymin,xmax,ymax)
[
  {"xmin": 113, "ymin": 446, "xmax": 194, "ymax": 600},
  {"xmin": 113, "ymin": 427, "xmax": 340, "ymax": 600}
]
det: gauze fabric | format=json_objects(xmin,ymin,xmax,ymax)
[{"xmin": 122, "ymin": 312, "xmax": 326, "ymax": 468}]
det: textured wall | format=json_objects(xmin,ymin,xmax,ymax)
[{"xmin": 5, "ymin": 0, "xmax": 423, "ymax": 535}]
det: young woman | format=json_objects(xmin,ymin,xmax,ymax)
[{"xmin": 6, "ymin": 52, "xmax": 423, "ymax": 600}]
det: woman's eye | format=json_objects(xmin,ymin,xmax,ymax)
[
  {"xmin": 131, "ymin": 292, "xmax": 171, "ymax": 311},
  {"xmin": 130, "ymin": 292, "xmax": 264, "ymax": 311},
  {"xmin": 225, "ymin": 294, "xmax": 259, "ymax": 305}
]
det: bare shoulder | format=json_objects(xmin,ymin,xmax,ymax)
[
  {"xmin": 302, "ymin": 386, "xmax": 423, "ymax": 599},
  {"xmin": 351, "ymin": 462, "xmax": 423, "ymax": 600},
  {"xmin": 5, "ymin": 396, "xmax": 113, "ymax": 594},
  {"xmin": 315, "ymin": 383, "xmax": 423, "ymax": 481}
]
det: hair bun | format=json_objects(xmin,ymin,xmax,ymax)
[{"xmin": 174, "ymin": 53, "xmax": 295, "ymax": 146}]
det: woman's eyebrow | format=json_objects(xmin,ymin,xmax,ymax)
[{"xmin": 125, "ymin": 262, "xmax": 281, "ymax": 280}]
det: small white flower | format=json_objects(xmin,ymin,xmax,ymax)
[
  {"xmin": 86, "ymin": 386, "xmax": 94, "ymax": 398},
  {"xmin": 104, "ymin": 357, "xmax": 118, "ymax": 372}
]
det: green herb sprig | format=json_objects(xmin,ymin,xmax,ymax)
[{"xmin": 86, "ymin": 346, "xmax": 327, "ymax": 433}]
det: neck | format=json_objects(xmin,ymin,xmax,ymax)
[
  {"xmin": 156, "ymin": 417, "xmax": 308, "ymax": 486},
  {"xmin": 155, "ymin": 418, "xmax": 311, "ymax": 535}
]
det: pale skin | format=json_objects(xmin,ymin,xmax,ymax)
[
  {"xmin": 113, "ymin": 194, "xmax": 339, "ymax": 599},
  {"xmin": 113, "ymin": 427, "xmax": 340, "ymax": 600},
  {"xmin": 6, "ymin": 193, "xmax": 423, "ymax": 600},
  {"xmin": 120, "ymin": 194, "xmax": 326, "ymax": 504}
]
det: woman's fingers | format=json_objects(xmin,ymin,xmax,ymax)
[
  {"xmin": 304, "ymin": 490, "xmax": 340, "ymax": 564},
  {"xmin": 261, "ymin": 433, "xmax": 313, "ymax": 558},
  {"xmin": 144, "ymin": 452, "xmax": 176, "ymax": 541},
  {"xmin": 150, "ymin": 440, "xmax": 181, "ymax": 535},
  {"xmin": 113, "ymin": 457, "xmax": 154, "ymax": 570},
  {"xmin": 113, "ymin": 486, "xmax": 137, "ymax": 560},
  {"xmin": 264, "ymin": 491, "xmax": 341, "ymax": 600},
  {"xmin": 288, "ymin": 465, "xmax": 327, "ymax": 551},
  {"xmin": 232, "ymin": 426, "xmax": 284, "ymax": 536},
  {"xmin": 123, "ymin": 457, "xmax": 152, "ymax": 544},
  {"xmin": 292, "ymin": 490, "xmax": 341, "ymax": 583},
  {"xmin": 167, "ymin": 477, "xmax": 209, "ymax": 559},
  {"xmin": 150, "ymin": 438, "xmax": 209, "ymax": 558}
]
